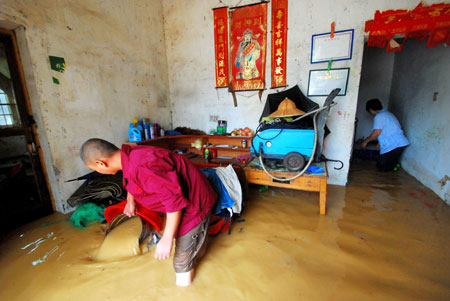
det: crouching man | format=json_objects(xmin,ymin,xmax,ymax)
[
  {"xmin": 361, "ymin": 99, "xmax": 409, "ymax": 171},
  {"xmin": 80, "ymin": 138, "xmax": 217, "ymax": 286}
]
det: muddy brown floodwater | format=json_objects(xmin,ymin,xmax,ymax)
[
  {"xmin": 0, "ymin": 160, "xmax": 449, "ymax": 300},
  {"xmin": 95, "ymin": 216, "xmax": 142, "ymax": 261}
]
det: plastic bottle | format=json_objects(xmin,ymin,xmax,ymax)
[
  {"xmin": 128, "ymin": 123, "xmax": 141, "ymax": 142},
  {"xmin": 150, "ymin": 124, "xmax": 155, "ymax": 139},
  {"xmin": 137, "ymin": 121, "xmax": 144, "ymax": 139},
  {"xmin": 153, "ymin": 124, "xmax": 158, "ymax": 138},
  {"xmin": 132, "ymin": 119, "xmax": 138, "ymax": 127},
  {"xmin": 144, "ymin": 124, "xmax": 150, "ymax": 140}
]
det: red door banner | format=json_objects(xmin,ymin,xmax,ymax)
[
  {"xmin": 213, "ymin": 7, "xmax": 229, "ymax": 87},
  {"xmin": 229, "ymin": 3, "xmax": 267, "ymax": 91},
  {"xmin": 365, "ymin": 3, "xmax": 450, "ymax": 52},
  {"xmin": 271, "ymin": 0, "xmax": 288, "ymax": 88}
]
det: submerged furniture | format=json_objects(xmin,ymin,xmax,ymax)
[
  {"xmin": 244, "ymin": 158, "xmax": 328, "ymax": 215},
  {"xmin": 131, "ymin": 135, "xmax": 328, "ymax": 214}
]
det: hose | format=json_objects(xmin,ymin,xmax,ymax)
[{"xmin": 258, "ymin": 110, "xmax": 319, "ymax": 182}]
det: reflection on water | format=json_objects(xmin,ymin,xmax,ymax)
[{"xmin": 0, "ymin": 160, "xmax": 449, "ymax": 300}]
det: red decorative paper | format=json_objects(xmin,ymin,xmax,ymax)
[
  {"xmin": 229, "ymin": 3, "xmax": 267, "ymax": 91},
  {"xmin": 214, "ymin": 7, "xmax": 229, "ymax": 87},
  {"xmin": 271, "ymin": 0, "xmax": 288, "ymax": 88},
  {"xmin": 365, "ymin": 3, "xmax": 450, "ymax": 52}
]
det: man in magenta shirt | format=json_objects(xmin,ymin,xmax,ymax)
[{"xmin": 80, "ymin": 138, "xmax": 217, "ymax": 286}]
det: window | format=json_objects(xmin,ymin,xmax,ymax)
[{"xmin": 0, "ymin": 89, "xmax": 17, "ymax": 127}]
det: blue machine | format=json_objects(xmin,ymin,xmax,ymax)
[
  {"xmin": 251, "ymin": 88, "xmax": 341, "ymax": 173},
  {"xmin": 251, "ymin": 128, "xmax": 315, "ymax": 159},
  {"xmin": 251, "ymin": 128, "xmax": 315, "ymax": 172}
]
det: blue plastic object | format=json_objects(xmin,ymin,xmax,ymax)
[
  {"xmin": 251, "ymin": 128, "xmax": 315, "ymax": 160},
  {"xmin": 128, "ymin": 123, "xmax": 141, "ymax": 142},
  {"xmin": 306, "ymin": 166, "xmax": 324, "ymax": 174}
]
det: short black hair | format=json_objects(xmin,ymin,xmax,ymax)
[
  {"xmin": 80, "ymin": 138, "xmax": 119, "ymax": 164},
  {"xmin": 366, "ymin": 99, "xmax": 383, "ymax": 113}
]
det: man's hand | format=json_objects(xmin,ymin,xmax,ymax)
[
  {"xmin": 123, "ymin": 192, "xmax": 136, "ymax": 217},
  {"xmin": 154, "ymin": 236, "xmax": 173, "ymax": 260},
  {"xmin": 361, "ymin": 129, "xmax": 381, "ymax": 149},
  {"xmin": 154, "ymin": 211, "xmax": 181, "ymax": 260}
]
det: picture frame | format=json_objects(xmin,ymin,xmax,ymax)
[
  {"xmin": 311, "ymin": 29, "xmax": 354, "ymax": 64},
  {"xmin": 307, "ymin": 68, "xmax": 350, "ymax": 97}
]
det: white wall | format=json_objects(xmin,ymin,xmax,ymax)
[
  {"xmin": 355, "ymin": 46, "xmax": 395, "ymax": 141},
  {"xmin": 0, "ymin": 0, "xmax": 171, "ymax": 212},
  {"xmin": 163, "ymin": 0, "xmax": 439, "ymax": 186},
  {"xmin": 390, "ymin": 40, "xmax": 450, "ymax": 204}
]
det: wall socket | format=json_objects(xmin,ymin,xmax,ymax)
[
  {"xmin": 209, "ymin": 115, "xmax": 219, "ymax": 122},
  {"xmin": 433, "ymin": 92, "xmax": 439, "ymax": 101}
]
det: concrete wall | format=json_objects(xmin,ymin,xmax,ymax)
[
  {"xmin": 162, "ymin": 0, "xmax": 439, "ymax": 186},
  {"xmin": 354, "ymin": 47, "xmax": 395, "ymax": 141},
  {"xmin": 390, "ymin": 40, "xmax": 450, "ymax": 204},
  {"xmin": 0, "ymin": 0, "xmax": 170, "ymax": 212}
]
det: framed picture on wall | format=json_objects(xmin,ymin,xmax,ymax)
[
  {"xmin": 311, "ymin": 29, "xmax": 354, "ymax": 63},
  {"xmin": 307, "ymin": 68, "xmax": 350, "ymax": 97}
]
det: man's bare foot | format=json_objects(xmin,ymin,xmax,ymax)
[{"xmin": 175, "ymin": 269, "xmax": 194, "ymax": 286}]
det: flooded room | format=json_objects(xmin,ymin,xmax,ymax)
[{"xmin": 0, "ymin": 0, "xmax": 449, "ymax": 300}]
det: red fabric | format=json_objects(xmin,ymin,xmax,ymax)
[
  {"xmin": 365, "ymin": 3, "xmax": 450, "ymax": 52},
  {"xmin": 229, "ymin": 2, "xmax": 267, "ymax": 91},
  {"xmin": 271, "ymin": 0, "xmax": 287, "ymax": 88},
  {"xmin": 121, "ymin": 145, "xmax": 217, "ymax": 237},
  {"xmin": 213, "ymin": 7, "xmax": 229, "ymax": 87}
]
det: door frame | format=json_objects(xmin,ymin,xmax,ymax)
[{"xmin": 0, "ymin": 28, "xmax": 55, "ymax": 212}]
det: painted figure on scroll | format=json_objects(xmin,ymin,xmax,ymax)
[{"xmin": 235, "ymin": 29, "xmax": 261, "ymax": 80}]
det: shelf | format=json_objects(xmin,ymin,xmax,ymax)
[
  {"xmin": 173, "ymin": 143, "xmax": 196, "ymax": 149},
  {"xmin": 137, "ymin": 135, "xmax": 251, "ymax": 162},
  {"xmin": 202, "ymin": 146, "xmax": 250, "ymax": 152},
  {"xmin": 209, "ymin": 135, "xmax": 253, "ymax": 139}
]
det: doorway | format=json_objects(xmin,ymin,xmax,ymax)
[
  {"xmin": 351, "ymin": 44, "xmax": 396, "ymax": 167},
  {"xmin": 0, "ymin": 29, "xmax": 53, "ymax": 232}
]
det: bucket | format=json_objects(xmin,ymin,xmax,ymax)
[
  {"xmin": 104, "ymin": 200, "xmax": 163, "ymax": 232},
  {"xmin": 105, "ymin": 214, "xmax": 151, "ymax": 243}
]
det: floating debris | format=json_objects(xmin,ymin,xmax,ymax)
[
  {"xmin": 21, "ymin": 232, "xmax": 54, "ymax": 254},
  {"xmin": 32, "ymin": 246, "xmax": 59, "ymax": 266}
]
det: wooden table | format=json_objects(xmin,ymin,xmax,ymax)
[{"xmin": 244, "ymin": 159, "xmax": 328, "ymax": 215}]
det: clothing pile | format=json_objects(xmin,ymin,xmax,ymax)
[
  {"xmin": 201, "ymin": 165, "xmax": 244, "ymax": 235},
  {"xmin": 67, "ymin": 172, "xmax": 126, "ymax": 208}
]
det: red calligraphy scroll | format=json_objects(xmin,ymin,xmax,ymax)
[
  {"xmin": 229, "ymin": 3, "xmax": 267, "ymax": 91},
  {"xmin": 214, "ymin": 7, "xmax": 229, "ymax": 87},
  {"xmin": 365, "ymin": 3, "xmax": 450, "ymax": 52},
  {"xmin": 271, "ymin": 0, "xmax": 288, "ymax": 88}
]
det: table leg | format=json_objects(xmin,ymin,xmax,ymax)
[{"xmin": 319, "ymin": 178, "xmax": 327, "ymax": 215}]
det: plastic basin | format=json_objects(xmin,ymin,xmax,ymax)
[{"xmin": 104, "ymin": 201, "xmax": 163, "ymax": 232}]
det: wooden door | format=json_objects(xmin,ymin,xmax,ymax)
[{"xmin": 0, "ymin": 30, "xmax": 53, "ymax": 232}]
